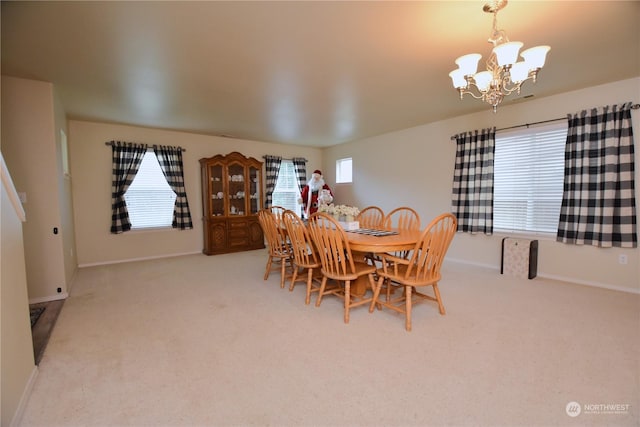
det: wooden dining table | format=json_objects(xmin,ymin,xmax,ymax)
[
  {"xmin": 345, "ymin": 228, "xmax": 422, "ymax": 296},
  {"xmin": 346, "ymin": 228, "xmax": 421, "ymax": 254},
  {"xmin": 283, "ymin": 219, "xmax": 422, "ymax": 297}
]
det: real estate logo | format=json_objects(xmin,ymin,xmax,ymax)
[
  {"xmin": 566, "ymin": 401, "xmax": 581, "ymax": 417},
  {"xmin": 566, "ymin": 401, "xmax": 630, "ymax": 417}
]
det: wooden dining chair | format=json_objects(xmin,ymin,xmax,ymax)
[
  {"xmin": 356, "ymin": 206, "xmax": 385, "ymax": 229},
  {"xmin": 257, "ymin": 208, "xmax": 292, "ymax": 288},
  {"xmin": 282, "ymin": 209, "xmax": 324, "ymax": 304},
  {"xmin": 383, "ymin": 206, "xmax": 421, "ymax": 231},
  {"xmin": 369, "ymin": 213, "xmax": 457, "ymax": 331},
  {"xmin": 307, "ymin": 212, "xmax": 377, "ymax": 323},
  {"xmin": 355, "ymin": 205, "xmax": 386, "ymax": 267},
  {"xmin": 269, "ymin": 205, "xmax": 287, "ymax": 225},
  {"xmin": 382, "ymin": 206, "xmax": 421, "ymax": 261}
]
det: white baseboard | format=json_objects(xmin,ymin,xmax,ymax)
[
  {"xmin": 10, "ymin": 365, "xmax": 38, "ymax": 427},
  {"xmin": 446, "ymin": 257, "xmax": 498, "ymax": 271},
  {"xmin": 29, "ymin": 292, "xmax": 68, "ymax": 305},
  {"xmin": 445, "ymin": 258, "xmax": 640, "ymax": 295},
  {"xmin": 78, "ymin": 251, "xmax": 202, "ymax": 268},
  {"xmin": 536, "ymin": 272, "xmax": 640, "ymax": 295}
]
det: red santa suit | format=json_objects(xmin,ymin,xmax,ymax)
[{"xmin": 300, "ymin": 170, "xmax": 333, "ymax": 217}]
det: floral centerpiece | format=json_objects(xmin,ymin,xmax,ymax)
[{"xmin": 318, "ymin": 204, "xmax": 360, "ymax": 222}]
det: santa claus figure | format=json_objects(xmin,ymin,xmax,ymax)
[{"xmin": 299, "ymin": 169, "xmax": 333, "ymax": 218}]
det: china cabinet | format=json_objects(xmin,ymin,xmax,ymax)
[{"xmin": 200, "ymin": 152, "xmax": 265, "ymax": 255}]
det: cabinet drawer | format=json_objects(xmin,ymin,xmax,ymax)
[
  {"xmin": 228, "ymin": 227, "xmax": 248, "ymax": 239},
  {"xmin": 229, "ymin": 230, "xmax": 249, "ymax": 247},
  {"xmin": 228, "ymin": 219, "xmax": 248, "ymax": 230},
  {"xmin": 228, "ymin": 219, "xmax": 249, "ymax": 247}
]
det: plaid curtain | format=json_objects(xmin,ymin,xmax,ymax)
[
  {"xmin": 292, "ymin": 156, "xmax": 307, "ymax": 199},
  {"xmin": 154, "ymin": 145, "xmax": 193, "ymax": 230},
  {"xmin": 557, "ymin": 102, "xmax": 637, "ymax": 248},
  {"xmin": 451, "ymin": 128, "xmax": 496, "ymax": 234},
  {"xmin": 110, "ymin": 141, "xmax": 147, "ymax": 234},
  {"xmin": 264, "ymin": 155, "xmax": 282, "ymax": 208}
]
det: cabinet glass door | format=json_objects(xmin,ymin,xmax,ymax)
[
  {"xmin": 209, "ymin": 164, "xmax": 224, "ymax": 217},
  {"xmin": 228, "ymin": 162, "xmax": 246, "ymax": 216},
  {"xmin": 249, "ymin": 166, "xmax": 261, "ymax": 214}
]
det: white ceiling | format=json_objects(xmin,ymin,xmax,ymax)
[{"xmin": 2, "ymin": 1, "xmax": 639, "ymax": 147}]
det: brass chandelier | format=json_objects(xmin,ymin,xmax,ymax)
[{"xmin": 449, "ymin": 0, "xmax": 550, "ymax": 112}]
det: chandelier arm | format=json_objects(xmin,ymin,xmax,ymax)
[
  {"xmin": 500, "ymin": 83, "xmax": 522, "ymax": 96},
  {"xmin": 458, "ymin": 88, "xmax": 486, "ymax": 100},
  {"xmin": 500, "ymin": 73, "xmax": 524, "ymax": 95}
]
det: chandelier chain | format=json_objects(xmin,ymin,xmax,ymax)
[{"xmin": 488, "ymin": 10, "xmax": 508, "ymax": 47}]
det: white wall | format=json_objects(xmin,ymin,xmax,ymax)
[
  {"xmin": 1, "ymin": 76, "xmax": 73, "ymax": 302},
  {"xmin": 323, "ymin": 78, "xmax": 640, "ymax": 293},
  {"xmin": 69, "ymin": 120, "xmax": 323, "ymax": 266},
  {"xmin": 53, "ymin": 87, "xmax": 78, "ymax": 294},
  {"xmin": 1, "ymin": 154, "xmax": 37, "ymax": 427}
]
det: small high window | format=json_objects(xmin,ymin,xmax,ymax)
[{"xmin": 336, "ymin": 157, "xmax": 352, "ymax": 183}]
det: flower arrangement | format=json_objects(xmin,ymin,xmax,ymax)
[{"xmin": 318, "ymin": 204, "xmax": 360, "ymax": 219}]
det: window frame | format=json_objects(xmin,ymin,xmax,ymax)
[
  {"xmin": 493, "ymin": 121, "xmax": 567, "ymax": 237},
  {"xmin": 336, "ymin": 157, "xmax": 352, "ymax": 184},
  {"xmin": 123, "ymin": 150, "xmax": 177, "ymax": 231},
  {"xmin": 271, "ymin": 159, "xmax": 303, "ymax": 214}
]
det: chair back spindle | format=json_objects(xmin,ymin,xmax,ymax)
[{"xmin": 308, "ymin": 213, "xmax": 355, "ymax": 279}]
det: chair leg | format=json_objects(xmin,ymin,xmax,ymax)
[
  {"xmin": 369, "ymin": 276, "xmax": 384, "ymax": 313},
  {"xmin": 371, "ymin": 274, "xmax": 382, "ymax": 310},
  {"xmin": 433, "ymin": 283, "xmax": 446, "ymax": 315},
  {"xmin": 289, "ymin": 266, "xmax": 299, "ymax": 291},
  {"xmin": 344, "ymin": 280, "xmax": 351, "ymax": 324},
  {"xmin": 280, "ymin": 258, "xmax": 286, "ymax": 288},
  {"xmin": 405, "ymin": 285, "xmax": 412, "ymax": 332},
  {"xmin": 305, "ymin": 269, "xmax": 313, "ymax": 305},
  {"xmin": 264, "ymin": 256, "xmax": 273, "ymax": 280},
  {"xmin": 315, "ymin": 277, "xmax": 328, "ymax": 307}
]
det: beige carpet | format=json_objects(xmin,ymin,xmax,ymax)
[{"xmin": 19, "ymin": 250, "xmax": 639, "ymax": 426}]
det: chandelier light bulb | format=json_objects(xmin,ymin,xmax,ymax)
[
  {"xmin": 455, "ymin": 53, "xmax": 482, "ymax": 77},
  {"xmin": 474, "ymin": 71, "xmax": 493, "ymax": 92},
  {"xmin": 510, "ymin": 61, "xmax": 529, "ymax": 83},
  {"xmin": 521, "ymin": 45, "xmax": 551, "ymax": 70},
  {"xmin": 449, "ymin": 69, "xmax": 468, "ymax": 89},
  {"xmin": 493, "ymin": 41, "xmax": 523, "ymax": 67}
]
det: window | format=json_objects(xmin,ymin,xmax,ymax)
[
  {"xmin": 124, "ymin": 151, "xmax": 176, "ymax": 229},
  {"xmin": 493, "ymin": 123, "xmax": 567, "ymax": 234},
  {"xmin": 272, "ymin": 160, "xmax": 303, "ymax": 214},
  {"xmin": 336, "ymin": 157, "xmax": 352, "ymax": 183}
]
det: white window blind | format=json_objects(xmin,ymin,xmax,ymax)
[
  {"xmin": 272, "ymin": 160, "xmax": 303, "ymax": 214},
  {"xmin": 494, "ymin": 122, "xmax": 567, "ymax": 234},
  {"xmin": 124, "ymin": 151, "xmax": 176, "ymax": 229}
]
